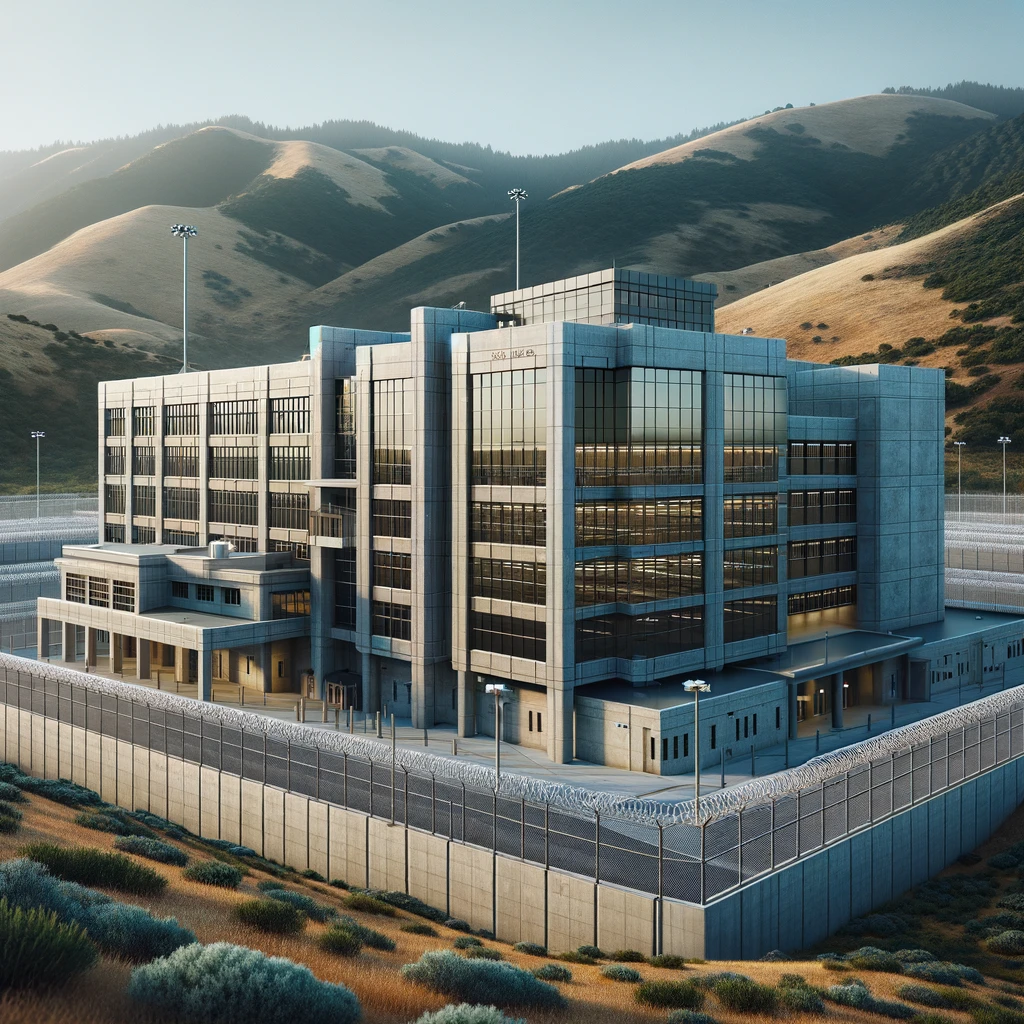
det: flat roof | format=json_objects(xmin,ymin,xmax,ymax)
[
  {"xmin": 744, "ymin": 630, "xmax": 922, "ymax": 679},
  {"xmin": 141, "ymin": 606, "xmax": 255, "ymax": 628},
  {"xmin": 575, "ymin": 666, "xmax": 786, "ymax": 710},
  {"xmin": 913, "ymin": 607, "xmax": 1024, "ymax": 643}
]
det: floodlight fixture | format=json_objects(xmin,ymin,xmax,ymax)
[
  {"xmin": 682, "ymin": 679, "xmax": 710, "ymax": 822},
  {"xmin": 999, "ymin": 436, "xmax": 1013, "ymax": 515},
  {"xmin": 485, "ymin": 682, "xmax": 509, "ymax": 789},
  {"xmin": 508, "ymin": 188, "xmax": 528, "ymax": 289},
  {"xmin": 953, "ymin": 441, "xmax": 966, "ymax": 520},
  {"xmin": 30, "ymin": 431, "xmax": 45, "ymax": 519}
]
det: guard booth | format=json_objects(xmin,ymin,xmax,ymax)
[{"xmin": 324, "ymin": 670, "xmax": 361, "ymax": 708}]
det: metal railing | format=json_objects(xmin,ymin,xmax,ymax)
[{"xmin": 1, "ymin": 654, "xmax": 1022, "ymax": 906}]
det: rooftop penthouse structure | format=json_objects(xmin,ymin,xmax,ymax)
[{"xmin": 39, "ymin": 268, "xmax": 1005, "ymax": 775}]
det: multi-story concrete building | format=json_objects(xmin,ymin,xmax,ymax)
[{"xmin": 40, "ymin": 266, "xmax": 999, "ymax": 773}]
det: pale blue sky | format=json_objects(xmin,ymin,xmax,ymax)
[{"xmin": 2, "ymin": 0, "xmax": 1022, "ymax": 154}]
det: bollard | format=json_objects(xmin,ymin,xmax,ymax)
[
  {"xmin": 376, "ymin": 712, "xmax": 382, "ymax": 738},
  {"xmin": 334, "ymin": 707, "xmax": 340, "ymax": 731},
  {"xmin": 239, "ymin": 686, "xmax": 244, "ymax": 707},
  {"xmin": 815, "ymin": 729, "xmax": 820, "ymax": 752},
  {"xmin": 720, "ymin": 747, "xmax": 726, "ymax": 788},
  {"xmin": 751, "ymin": 746, "xmax": 755, "ymax": 777},
  {"xmin": 423, "ymin": 727, "xmax": 428, "ymax": 747},
  {"xmin": 452, "ymin": 738, "xmax": 458, "ymax": 756},
  {"xmin": 784, "ymin": 736, "xmax": 789, "ymax": 768},
  {"xmin": 891, "ymin": 705, "xmax": 895, "ymax": 729},
  {"xmin": 867, "ymin": 713, "xmax": 872, "ymax": 733},
  {"xmin": 322, "ymin": 700, "xmax": 328, "ymax": 724},
  {"xmin": 349, "ymin": 707, "xmax": 354, "ymax": 734},
  {"xmin": 296, "ymin": 699, "xmax": 302, "ymax": 723}
]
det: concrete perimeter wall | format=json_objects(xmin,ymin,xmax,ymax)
[{"xmin": 3, "ymin": 698, "xmax": 1020, "ymax": 959}]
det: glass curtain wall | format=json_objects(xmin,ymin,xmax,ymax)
[
  {"xmin": 471, "ymin": 369, "xmax": 546, "ymax": 486},
  {"xmin": 372, "ymin": 378, "xmax": 412, "ymax": 484},
  {"xmin": 724, "ymin": 374, "xmax": 787, "ymax": 482}
]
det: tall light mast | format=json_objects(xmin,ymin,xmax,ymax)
[{"xmin": 170, "ymin": 224, "xmax": 198, "ymax": 372}]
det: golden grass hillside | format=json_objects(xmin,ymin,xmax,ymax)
[{"xmin": 5, "ymin": 774, "xmax": 1024, "ymax": 1024}]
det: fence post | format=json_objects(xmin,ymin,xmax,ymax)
[
  {"xmin": 343, "ymin": 752, "xmax": 348, "ymax": 809},
  {"xmin": 769, "ymin": 799, "xmax": 775, "ymax": 870},
  {"xmin": 595, "ymin": 809, "xmax": 600, "ymax": 882},
  {"xmin": 657, "ymin": 821, "xmax": 664, "ymax": 956},
  {"xmin": 403, "ymin": 767, "xmax": 409, "ymax": 826},
  {"xmin": 699, "ymin": 821, "xmax": 705, "ymax": 904},
  {"xmin": 544, "ymin": 802, "xmax": 550, "ymax": 870},
  {"xmin": 492, "ymin": 790, "xmax": 497, "ymax": 853},
  {"xmin": 431, "ymin": 774, "xmax": 436, "ymax": 835},
  {"xmin": 737, "ymin": 806, "xmax": 743, "ymax": 884},
  {"xmin": 461, "ymin": 781, "xmax": 466, "ymax": 842}
]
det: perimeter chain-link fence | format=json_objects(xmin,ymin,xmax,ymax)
[{"xmin": 1, "ymin": 658, "xmax": 1022, "ymax": 905}]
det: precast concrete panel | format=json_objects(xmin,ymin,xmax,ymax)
[
  {"xmin": 18, "ymin": 711, "xmax": 32, "ymax": 775},
  {"xmin": 944, "ymin": 787, "xmax": 962, "ymax": 865},
  {"xmin": 263, "ymin": 788, "xmax": 286, "ymax": 864},
  {"xmin": 827, "ymin": 844, "xmax": 852, "ymax": 934},
  {"xmin": 219, "ymin": 774, "xmax": 242, "ymax": 846},
  {"xmin": 448, "ymin": 843, "xmax": 494, "ymax": 934},
  {"xmin": 327, "ymin": 806, "xmax": 368, "ymax": 888},
  {"xmin": 200, "ymin": 766, "xmax": 220, "ymax": 840},
  {"xmin": 546, "ymin": 873, "xmax": 596, "ymax": 954},
  {"xmin": 739, "ymin": 883, "xmax": 765, "ymax": 960},
  {"xmin": 976, "ymin": 771, "xmax": 992, "ymax": 840},
  {"xmin": 182, "ymin": 761, "xmax": 201, "ymax": 833},
  {"xmin": 58, "ymin": 722, "xmax": 72, "ymax": 779},
  {"xmin": 407, "ymin": 831, "xmax": 449, "ymax": 917},
  {"xmin": 148, "ymin": 752, "xmax": 168, "ymax": 818},
  {"xmin": 166, "ymin": 757, "xmax": 185, "ymax": 826},
  {"xmin": 240, "ymin": 779, "xmax": 264, "ymax": 855},
  {"xmin": 909, "ymin": 804, "xmax": 930, "ymax": 887},
  {"xmin": 367, "ymin": 817, "xmax": 406, "ymax": 892},
  {"xmin": 132, "ymin": 746, "xmax": 150, "ymax": 812},
  {"xmin": 597, "ymin": 885, "xmax": 656, "ymax": 957},
  {"xmin": 100, "ymin": 735, "xmax": 117, "ymax": 803},
  {"xmin": 31, "ymin": 714, "xmax": 45, "ymax": 778},
  {"xmin": 308, "ymin": 800, "xmax": 329, "ymax": 879},
  {"xmin": 871, "ymin": 820, "xmax": 894, "ymax": 906},
  {"xmin": 849, "ymin": 831, "xmax": 873, "ymax": 918},
  {"xmin": 284, "ymin": 792, "xmax": 310, "ymax": 872},
  {"xmin": 800, "ymin": 855, "xmax": 830, "ymax": 949},
  {"xmin": 704, "ymin": 892, "xmax": 741, "ymax": 961},
  {"xmin": 85, "ymin": 730, "xmax": 102, "ymax": 794},
  {"xmin": 117, "ymin": 739, "xmax": 134, "ymax": 808},
  {"xmin": 662, "ymin": 899, "xmax": 706, "ymax": 958},
  {"xmin": 44, "ymin": 717, "xmax": 60, "ymax": 778},
  {"xmin": 71, "ymin": 726, "xmax": 87, "ymax": 788},
  {"xmin": 494, "ymin": 857, "xmax": 546, "ymax": 947},
  {"xmin": 775, "ymin": 864, "xmax": 805, "ymax": 952},
  {"xmin": 890, "ymin": 812, "xmax": 912, "ymax": 898}
]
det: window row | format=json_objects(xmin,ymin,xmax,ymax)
[
  {"xmin": 164, "ymin": 404, "xmax": 199, "ymax": 437},
  {"xmin": 724, "ymin": 373, "xmax": 787, "ymax": 446},
  {"xmin": 269, "ymin": 539, "xmax": 310, "ymax": 562},
  {"xmin": 270, "ymin": 396, "xmax": 309, "ymax": 434},
  {"xmin": 271, "ymin": 590, "xmax": 310, "ymax": 619},
  {"xmin": 104, "ymin": 446, "xmax": 125, "ymax": 476},
  {"xmin": 164, "ymin": 487, "xmax": 199, "ymax": 521},
  {"xmin": 132, "ymin": 485, "xmax": 156, "ymax": 518},
  {"xmin": 372, "ymin": 499, "xmax": 411, "ymax": 538},
  {"xmin": 335, "ymin": 379, "xmax": 357, "ymax": 479},
  {"xmin": 723, "ymin": 597, "xmax": 778, "ymax": 644},
  {"xmin": 270, "ymin": 492, "xmax": 309, "ymax": 530},
  {"xmin": 788, "ymin": 537, "xmax": 857, "ymax": 579},
  {"xmin": 104, "ymin": 484, "xmax": 125, "ymax": 515},
  {"xmin": 373, "ymin": 379, "xmax": 412, "ymax": 484},
  {"xmin": 65, "ymin": 574, "xmax": 135, "ymax": 612},
  {"xmin": 471, "ymin": 558, "xmax": 546, "ymax": 605},
  {"xmin": 132, "ymin": 406, "xmax": 156, "ymax": 437},
  {"xmin": 165, "ymin": 447, "xmax": 199, "ymax": 478},
  {"xmin": 471, "ymin": 503, "xmax": 546, "ymax": 547},
  {"xmin": 575, "ymin": 554, "xmax": 702, "ymax": 606},
  {"xmin": 575, "ymin": 498, "xmax": 701, "ymax": 547},
  {"xmin": 374, "ymin": 551, "xmax": 412, "ymax": 591},
  {"xmin": 574, "ymin": 443, "xmax": 702, "ymax": 486},
  {"xmin": 133, "ymin": 446, "xmax": 155, "ymax": 476},
  {"xmin": 724, "ymin": 495, "xmax": 778, "ymax": 538},
  {"xmin": 471, "ymin": 447, "xmax": 546, "ymax": 487},
  {"xmin": 472, "ymin": 369, "xmax": 546, "ymax": 486},
  {"xmin": 724, "ymin": 445, "xmax": 778, "ymax": 484},
  {"xmin": 789, "ymin": 441, "xmax": 856, "ymax": 476},
  {"xmin": 209, "ymin": 490, "xmax": 258, "ymax": 526},
  {"xmin": 170, "ymin": 580, "xmax": 240, "ymax": 605},
  {"xmin": 789, "ymin": 490, "xmax": 856, "ymax": 526},
  {"xmin": 104, "ymin": 524, "xmax": 125, "ymax": 543},
  {"xmin": 576, "ymin": 608, "xmax": 703, "ymax": 662},
  {"xmin": 373, "ymin": 600, "xmax": 411, "ymax": 640},
  {"xmin": 470, "ymin": 612, "xmax": 546, "ymax": 662},
  {"xmin": 788, "ymin": 586, "xmax": 857, "ymax": 615},
  {"xmin": 210, "ymin": 400, "xmax": 258, "ymax": 435},
  {"xmin": 333, "ymin": 548, "xmax": 357, "ymax": 629},
  {"xmin": 210, "ymin": 447, "xmax": 258, "ymax": 480},
  {"xmin": 723, "ymin": 547, "xmax": 778, "ymax": 590}
]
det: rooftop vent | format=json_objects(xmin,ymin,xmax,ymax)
[{"xmin": 208, "ymin": 540, "xmax": 230, "ymax": 559}]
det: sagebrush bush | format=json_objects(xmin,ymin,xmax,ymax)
[
  {"xmin": 13, "ymin": 773, "xmax": 101, "ymax": 807},
  {"xmin": 0, "ymin": 800, "xmax": 23, "ymax": 822},
  {"xmin": 22, "ymin": 842, "xmax": 167, "ymax": 896},
  {"xmin": 182, "ymin": 861, "xmax": 242, "ymax": 889},
  {"xmin": 402, "ymin": 922, "xmax": 438, "ymax": 936},
  {"xmin": 988, "ymin": 929, "xmax": 1024, "ymax": 955},
  {"xmin": 847, "ymin": 946, "xmax": 905, "ymax": 973},
  {"xmin": 779, "ymin": 985, "xmax": 825, "ymax": 1013},
  {"xmin": 337, "ymin": 915, "xmax": 395, "ymax": 951},
  {"xmin": 898, "ymin": 984, "xmax": 952, "ymax": 1008},
  {"xmin": 532, "ymin": 963, "xmax": 571, "ymax": 982},
  {"xmin": 893, "ymin": 949, "xmax": 937, "ymax": 964},
  {"xmin": 413, "ymin": 1005, "xmax": 525, "ymax": 1024},
  {"xmin": 825, "ymin": 980, "xmax": 871, "ymax": 1008},
  {"xmin": 0, "ymin": 898, "xmax": 98, "ymax": 990},
  {"xmin": 454, "ymin": 935, "xmax": 483, "ymax": 949},
  {"xmin": 128, "ymin": 942, "xmax": 361, "ymax": 1024},
  {"xmin": 577, "ymin": 944, "xmax": 603, "ymax": 959},
  {"xmin": 0, "ymin": 859, "xmax": 192, "ymax": 962},
  {"xmin": 513, "ymin": 941, "xmax": 546, "ymax": 956},
  {"xmin": 904, "ymin": 961, "xmax": 984, "ymax": 985},
  {"xmin": 257, "ymin": 879, "xmax": 287, "ymax": 891},
  {"xmin": 301, "ymin": 869, "xmax": 326, "ymax": 882},
  {"xmin": 610, "ymin": 949, "xmax": 646, "ymax": 962},
  {"xmin": 235, "ymin": 898, "xmax": 305, "ymax": 934},
  {"xmin": 344, "ymin": 892, "xmax": 396, "ymax": 916},
  {"xmin": 635, "ymin": 980, "xmax": 706, "ymax": 1009},
  {"xmin": 319, "ymin": 924, "xmax": 363, "ymax": 956},
  {"xmin": 0, "ymin": 812, "xmax": 21, "ymax": 834},
  {"xmin": 998, "ymin": 894, "xmax": 1024, "ymax": 912},
  {"xmin": 402, "ymin": 950, "xmax": 564, "ymax": 1009},
  {"xmin": 113, "ymin": 835, "xmax": 189, "ymax": 867},
  {"xmin": 265, "ymin": 888, "xmax": 336, "ymax": 922},
  {"xmin": 465, "ymin": 946, "xmax": 502, "ymax": 961},
  {"xmin": 0, "ymin": 781, "xmax": 26, "ymax": 803},
  {"xmin": 666, "ymin": 1013, "xmax": 718, "ymax": 1024},
  {"xmin": 446, "ymin": 918, "xmax": 471, "ymax": 932},
  {"xmin": 558, "ymin": 950, "xmax": 596, "ymax": 965},
  {"xmin": 650, "ymin": 954, "xmax": 686, "ymax": 969},
  {"xmin": 367, "ymin": 889, "xmax": 447, "ymax": 923},
  {"xmin": 602, "ymin": 964, "xmax": 642, "ymax": 982},
  {"xmin": 712, "ymin": 976, "xmax": 779, "ymax": 1013},
  {"xmin": 74, "ymin": 810, "xmax": 150, "ymax": 837}
]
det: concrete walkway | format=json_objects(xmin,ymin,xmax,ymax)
[{"xmin": 38, "ymin": 656, "xmax": 1017, "ymax": 806}]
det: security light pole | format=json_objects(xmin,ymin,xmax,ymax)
[
  {"xmin": 683, "ymin": 680, "xmax": 711, "ymax": 824},
  {"xmin": 507, "ymin": 188, "xmax": 527, "ymax": 289},
  {"xmin": 170, "ymin": 224, "xmax": 197, "ymax": 373},
  {"xmin": 31, "ymin": 431, "xmax": 45, "ymax": 518},
  {"xmin": 999, "ymin": 436, "xmax": 1012, "ymax": 516},
  {"xmin": 954, "ymin": 441, "xmax": 966, "ymax": 521},
  {"xmin": 485, "ymin": 683, "xmax": 508, "ymax": 792}
]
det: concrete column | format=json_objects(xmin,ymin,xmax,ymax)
[
  {"xmin": 457, "ymin": 669, "xmax": 474, "ymax": 737},
  {"xmin": 85, "ymin": 627, "xmax": 98, "ymax": 669},
  {"xmin": 831, "ymin": 672, "xmax": 844, "ymax": 730},
  {"xmin": 137, "ymin": 638, "xmax": 151, "ymax": 680},
  {"xmin": 258, "ymin": 642, "xmax": 274, "ymax": 692},
  {"xmin": 174, "ymin": 646, "xmax": 188, "ymax": 685},
  {"xmin": 111, "ymin": 632, "xmax": 123, "ymax": 673},
  {"xmin": 788, "ymin": 681, "xmax": 799, "ymax": 740},
  {"xmin": 546, "ymin": 685, "xmax": 574, "ymax": 765},
  {"xmin": 198, "ymin": 648, "xmax": 213, "ymax": 701},
  {"xmin": 62, "ymin": 621, "xmax": 76, "ymax": 663},
  {"xmin": 37, "ymin": 618, "xmax": 47, "ymax": 661},
  {"xmin": 360, "ymin": 650, "xmax": 379, "ymax": 712}
]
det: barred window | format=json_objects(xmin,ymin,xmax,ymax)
[
  {"xmin": 88, "ymin": 576, "xmax": 109, "ymax": 608},
  {"xmin": 372, "ymin": 499, "xmax": 411, "ymax": 538},
  {"xmin": 789, "ymin": 537, "xmax": 857, "ymax": 578},
  {"xmin": 209, "ymin": 447, "xmax": 258, "ymax": 480},
  {"xmin": 163, "ymin": 403, "xmax": 199, "ymax": 436},
  {"xmin": 171, "ymin": 580, "xmax": 189, "ymax": 598},
  {"xmin": 575, "ymin": 554, "xmax": 701, "ymax": 605},
  {"xmin": 112, "ymin": 580, "xmax": 136, "ymax": 612},
  {"xmin": 223, "ymin": 587, "xmax": 241, "ymax": 605},
  {"xmin": 789, "ymin": 441, "xmax": 856, "ymax": 475},
  {"xmin": 132, "ymin": 406, "xmax": 156, "ymax": 436},
  {"xmin": 105, "ymin": 483, "xmax": 126, "ymax": 514},
  {"xmin": 104, "ymin": 446, "xmax": 125, "ymax": 475},
  {"xmin": 270, "ymin": 446, "xmax": 310, "ymax": 481},
  {"xmin": 164, "ymin": 529, "xmax": 199, "ymax": 547},
  {"xmin": 269, "ymin": 491, "xmax": 308, "ymax": 530},
  {"xmin": 164, "ymin": 446, "xmax": 199, "ymax": 478},
  {"xmin": 723, "ymin": 596, "xmax": 778, "ymax": 643},
  {"xmin": 470, "ymin": 612, "xmax": 545, "ymax": 660},
  {"xmin": 789, "ymin": 490, "xmax": 856, "ymax": 526},
  {"xmin": 335, "ymin": 378, "xmax": 357, "ymax": 479},
  {"xmin": 334, "ymin": 548, "xmax": 357, "ymax": 629},
  {"xmin": 270, "ymin": 395, "xmax": 309, "ymax": 434},
  {"xmin": 104, "ymin": 523, "xmax": 125, "ymax": 543},
  {"xmin": 269, "ymin": 539, "xmax": 310, "ymax": 562},
  {"xmin": 209, "ymin": 399, "xmax": 257, "ymax": 435},
  {"xmin": 196, "ymin": 584, "xmax": 214, "ymax": 602},
  {"xmin": 272, "ymin": 590, "xmax": 311, "ymax": 618},
  {"xmin": 132, "ymin": 446, "xmax": 155, "ymax": 476},
  {"xmin": 209, "ymin": 489, "xmax": 258, "ymax": 526},
  {"xmin": 131, "ymin": 525, "xmax": 156, "ymax": 544},
  {"xmin": 723, "ymin": 495, "xmax": 777, "ymax": 538},
  {"xmin": 163, "ymin": 487, "xmax": 199, "ymax": 521},
  {"xmin": 132, "ymin": 485, "xmax": 156, "ymax": 518},
  {"xmin": 471, "ymin": 503, "xmax": 546, "ymax": 546},
  {"xmin": 66, "ymin": 573, "xmax": 86, "ymax": 603},
  {"xmin": 575, "ymin": 608, "xmax": 703, "ymax": 662},
  {"xmin": 723, "ymin": 546, "xmax": 778, "ymax": 589},
  {"xmin": 373, "ymin": 378, "xmax": 412, "ymax": 484},
  {"xmin": 373, "ymin": 551, "xmax": 412, "ymax": 590},
  {"xmin": 372, "ymin": 600, "xmax": 411, "ymax": 640},
  {"xmin": 471, "ymin": 558, "xmax": 546, "ymax": 604},
  {"xmin": 213, "ymin": 534, "xmax": 257, "ymax": 552},
  {"xmin": 788, "ymin": 586, "xmax": 857, "ymax": 615},
  {"xmin": 575, "ymin": 498, "xmax": 701, "ymax": 546},
  {"xmin": 104, "ymin": 408, "xmax": 125, "ymax": 437}
]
